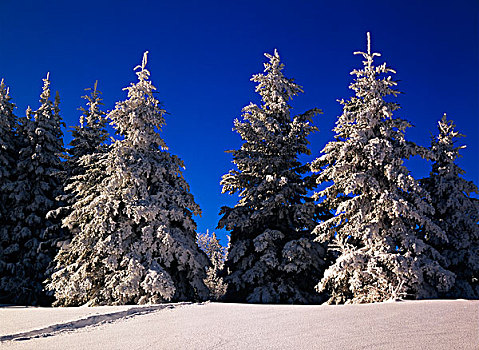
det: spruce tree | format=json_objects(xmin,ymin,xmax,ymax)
[
  {"xmin": 45, "ymin": 82, "xmax": 110, "ymax": 260},
  {"xmin": 0, "ymin": 79, "xmax": 20, "ymax": 304},
  {"xmin": 312, "ymin": 33, "xmax": 455, "ymax": 304},
  {"xmin": 68, "ymin": 81, "xmax": 108, "ymax": 160},
  {"xmin": 0, "ymin": 79, "xmax": 17, "ymax": 208},
  {"xmin": 47, "ymin": 52, "xmax": 209, "ymax": 306},
  {"xmin": 3, "ymin": 74, "xmax": 65, "ymax": 305},
  {"xmin": 197, "ymin": 231, "xmax": 228, "ymax": 300},
  {"xmin": 219, "ymin": 50, "xmax": 326, "ymax": 303},
  {"xmin": 421, "ymin": 115, "xmax": 479, "ymax": 298}
]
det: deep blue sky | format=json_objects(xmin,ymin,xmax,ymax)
[{"xmin": 1, "ymin": 0, "xmax": 477, "ymax": 245}]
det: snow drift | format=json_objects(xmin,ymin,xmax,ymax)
[{"xmin": 1, "ymin": 300, "xmax": 477, "ymax": 349}]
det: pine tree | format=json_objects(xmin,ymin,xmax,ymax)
[
  {"xmin": 196, "ymin": 230, "xmax": 228, "ymax": 300},
  {"xmin": 45, "ymin": 82, "xmax": 110, "ymax": 263},
  {"xmin": 2, "ymin": 74, "xmax": 65, "ymax": 305},
  {"xmin": 0, "ymin": 79, "xmax": 20, "ymax": 304},
  {"xmin": 219, "ymin": 50, "xmax": 326, "ymax": 303},
  {"xmin": 421, "ymin": 115, "xmax": 479, "ymax": 298},
  {"xmin": 312, "ymin": 33, "xmax": 455, "ymax": 304},
  {"xmin": 47, "ymin": 52, "xmax": 209, "ymax": 306},
  {"xmin": 68, "ymin": 81, "xmax": 108, "ymax": 160},
  {"xmin": 0, "ymin": 79, "xmax": 17, "ymax": 207}
]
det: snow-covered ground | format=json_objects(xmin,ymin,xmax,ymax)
[{"xmin": 1, "ymin": 300, "xmax": 477, "ymax": 349}]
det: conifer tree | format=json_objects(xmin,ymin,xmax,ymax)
[
  {"xmin": 219, "ymin": 50, "xmax": 326, "ymax": 303},
  {"xmin": 0, "ymin": 79, "xmax": 17, "ymax": 206},
  {"xmin": 47, "ymin": 52, "xmax": 209, "ymax": 306},
  {"xmin": 197, "ymin": 231, "xmax": 228, "ymax": 300},
  {"xmin": 68, "ymin": 81, "xmax": 108, "ymax": 160},
  {"xmin": 0, "ymin": 79, "xmax": 20, "ymax": 304},
  {"xmin": 421, "ymin": 115, "xmax": 479, "ymax": 298},
  {"xmin": 312, "ymin": 33, "xmax": 455, "ymax": 304},
  {"xmin": 46, "ymin": 82, "xmax": 110, "ymax": 257},
  {"xmin": 2, "ymin": 74, "xmax": 65, "ymax": 305}
]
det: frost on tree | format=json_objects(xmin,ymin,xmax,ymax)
[
  {"xmin": 312, "ymin": 33, "xmax": 455, "ymax": 304},
  {"xmin": 219, "ymin": 50, "xmax": 327, "ymax": 304},
  {"xmin": 0, "ymin": 79, "xmax": 17, "ymax": 233},
  {"xmin": 421, "ymin": 115, "xmax": 479, "ymax": 298},
  {"xmin": 0, "ymin": 79, "xmax": 20, "ymax": 304},
  {"xmin": 47, "ymin": 82, "xmax": 110, "ymax": 251},
  {"xmin": 68, "ymin": 81, "xmax": 109, "ymax": 160},
  {"xmin": 47, "ymin": 52, "xmax": 209, "ymax": 306},
  {"xmin": 0, "ymin": 79, "xmax": 17, "ymax": 212},
  {"xmin": 64, "ymin": 81, "xmax": 108, "ymax": 215},
  {"xmin": 196, "ymin": 230, "xmax": 228, "ymax": 300},
  {"xmin": 2, "ymin": 74, "xmax": 65, "ymax": 305}
]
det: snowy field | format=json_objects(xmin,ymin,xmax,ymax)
[{"xmin": 1, "ymin": 300, "xmax": 478, "ymax": 349}]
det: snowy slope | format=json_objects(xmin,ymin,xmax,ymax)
[{"xmin": 1, "ymin": 300, "xmax": 477, "ymax": 349}]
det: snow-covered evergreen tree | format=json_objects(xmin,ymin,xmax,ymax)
[
  {"xmin": 45, "ymin": 82, "xmax": 110, "ymax": 260},
  {"xmin": 47, "ymin": 52, "xmax": 209, "ymax": 306},
  {"xmin": 68, "ymin": 81, "xmax": 108, "ymax": 160},
  {"xmin": 421, "ymin": 115, "xmax": 479, "ymax": 298},
  {"xmin": 197, "ymin": 230, "xmax": 227, "ymax": 267},
  {"xmin": 219, "ymin": 50, "xmax": 326, "ymax": 304},
  {"xmin": 2, "ymin": 74, "xmax": 65, "ymax": 305},
  {"xmin": 0, "ymin": 79, "xmax": 17, "ymax": 208},
  {"xmin": 196, "ymin": 230, "xmax": 228, "ymax": 300},
  {"xmin": 312, "ymin": 33, "xmax": 455, "ymax": 304},
  {"xmin": 0, "ymin": 79, "xmax": 20, "ymax": 304}
]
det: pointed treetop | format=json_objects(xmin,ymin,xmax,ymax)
[
  {"xmin": 0, "ymin": 78, "xmax": 10, "ymax": 96},
  {"xmin": 132, "ymin": 51, "xmax": 151, "ymax": 84},
  {"xmin": 440, "ymin": 113, "xmax": 448, "ymax": 125},
  {"xmin": 142, "ymin": 50, "xmax": 149, "ymax": 68},
  {"xmin": 354, "ymin": 32, "xmax": 381, "ymax": 68},
  {"xmin": 135, "ymin": 51, "xmax": 149, "ymax": 71},
  {"xmin": 367, "ymin": 32, "xmax": 371, "ymax": 55},
  {"xmin": 438, "ymin": 113, "xmax": 465, "ymax": 147},
  {"xmin": 263, "ymin": 48, "xmax": 282, "ymax": 73},
  {"xmin": 269, "ymin": 48, "xmax": 280, "ymax": 62},
  {"xmin": 40, "ymin": 73, "xmax": 51, "ymax": 102},
  {"xmin": 54, "ymin": 90, "xmax": 60, "ymax": 106},
  {"xmin": 83, "ymin": 80, "xmax": 102, "ymax": 100},
  {"xmin": 249, "ymin": 49, "xmax": 303, "ymax": 110}
]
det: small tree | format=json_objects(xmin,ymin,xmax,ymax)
[
  {"xmin": 3, "ymin": 74, "xmax": 65, "ymax": 305},
  {"xmin": 47, "ymin": 52, "xmax": 209, "ymax": 306},
  {"xmin": 421, "ymin": 115, "xmax": 479, "ymax": 298},
  {"xmin": 68, "ymin": 81, "xmax": 109, "ymax": 160},
  {"xmin": 312, "ymin": 33, "xmax": 455, "ymax": 304},
  {"xmin": 219, "ymin": 50, "xmax": 326, "ymax": 303},
  {"xmin": 197, "ymin": 230, "xmax": 228, "ymax": 300}
]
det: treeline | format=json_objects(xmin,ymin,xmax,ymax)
[{"xmin": 0, "ymin": 34, "xmax": 477, "ymax": 306}]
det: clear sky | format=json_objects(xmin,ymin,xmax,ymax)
[{"xmin": 1, "ymin": 0, "xmax": 477, "ymax": 245}]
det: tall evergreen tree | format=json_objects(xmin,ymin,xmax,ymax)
[
  {"xmin": 219, "ymin": 50, "xmax": 326, "ymax": 303},
  {"xmin": 47, "ymin": 52, "xmax": 209, "ymax": 306},
  {"xmin": 46, "ymin": 82, "xmax": 110, "ymax": 259},
  {"xmin": 0, "ymin": 79, "xmax": 20, "ymax": 304},
  {"xmin": 0, "ymin": 79, "xmax": 17, "ymax": 205},
  {"xmin": 2, "ymin": 74, "xmax": 65, "ymax": 305},
  {"xmin": 421, "ymin": 115, "xmax": 479, "ymax": 298},
  {"xmin": 312, "ymin": 33, "xmax": 455, "ymax": 304}
]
